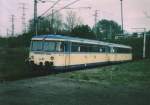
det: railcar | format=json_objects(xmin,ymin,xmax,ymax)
[{"xmin": 27, "ymin": 34, "xmax": 132, "ymax": 70}]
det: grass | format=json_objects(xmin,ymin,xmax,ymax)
[
  {"xmin": 55, "ymin": 59, "xmax": 150, "ymax": 85},
  {"xmin": 0, "ymin": 48, "xmax": 55, "ymax": 81},
  {"xmin": 0, "ymin": 48, "xmax": 30, "ymax": 80}
]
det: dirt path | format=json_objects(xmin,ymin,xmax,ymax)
[{"xmin": 0, "ymin": 75, "xmax": 150, "ymax": 105}]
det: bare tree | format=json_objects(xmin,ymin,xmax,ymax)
[
  {"xmin": 64, "ymin": 11, "xmax": 82, "ymax": 32},
  {"xmin": 49, "ymin": 11, "xmax": 63, "ymax": 33}
]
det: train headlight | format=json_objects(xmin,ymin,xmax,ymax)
[
  {"xmin": 31, "ymin": 56, "xmax": 34, "ymax": 59},
  {"xmin": 50, "ymin": 56, "xmax": 54, "ymax": 60}
]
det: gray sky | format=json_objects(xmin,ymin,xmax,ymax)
[{"xmin": 0, "ymin": 0, "xmax": 150, "ymax": 36}]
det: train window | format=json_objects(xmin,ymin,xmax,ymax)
[
  {"xmin": 71, "ymin": 42, "xmax": 80, "ymax": 52},
  {"xmin": 60, "ymin": 41, "xmax": 70, "ymax": 52},
  {"xmin": 87, "ymin": 45, "xmax": 98, "ymax": 52},
  {"xmin": 72, "ymin": 43, "xmax": 90, "ymax": 52},
  {"xmin": 70, "ymin": 43, "xmax": 111, "ymax": 53},
  {"xmin": 99, "ymin": 47, "xmax": 102, "ymax": 52},
  {"xmin": 43, "ymin": 41, "xmax": 56, "ymax": 52},
  {"xmin": 31, "ymin": 41, "xmax": 43, "ymax": 51},
  {"xmin": 114, "ymin": 47, "xmax": 131, "ymax": 53},
  {"xmin": 105, "ymin": 46, "xmax": 110, "ymax": 53},
  {"xmin": 110, "ymin": 47, "xmax": 115, "ymax": 53},
  {"xmin": 78, "ymin": 46, "xmax": 80, "ymax": 52},
  {"xmin": 55, "ymin": 42, "xmax": 61, "ymax": 52},
  {"xmin": 102, "ymin": 46, "xmax": 106, "ymax": 53},
  {"xmin": 80, "ymin": 44, "xmax": 89, "ymax": 52},
  {"xmin": 98, "ymin": 45, "xmax": 110, "ymax": 53},
  {"xmin": 72, "ymin": 46, "xmax": 79, "ymax": 52},
  {"xmin": 60, "ymin": 42, "xmax": 64, "ymax": 52},
  {"xmin": 124, "ymin": 48, "xmax": 131, "ymax": 53}
]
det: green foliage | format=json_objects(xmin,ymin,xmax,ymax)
[
  {"xmin": 28, "ymin": 18, "xmax": 52, "ymax": 34},
  {"xmin": 7, "ymin": 33, "xmax": 32, "ymax": 48},
  {"xmin": 0, "ymin": 38, "xmax": 7, "ymax": 47},
  {"xmin": 71, "ymin": 25, "xmax": 95, "ymax": 39},
  {"xmin": 0, "ymin": 48, "xmax": 29, "ymax": 80},
  {"xmin": 93, "ymin": 19, "xmax": 122, "ymax": 40},
  {"xmin": 56, "ymin": 59, "xmax": 150, "ymax": 84},
  {"xmin": 26, "ymin": 17, "xmax": 122, "ymax": 40}
]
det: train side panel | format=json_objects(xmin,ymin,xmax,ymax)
[
  {"xmin": 66, "ymin": 53, "xmax": 109, "ymax": 66},
  {"xmin": 108, "ymin": 53, "xmax": 132, "ymax": 62},
  {"xmin": 29, "ymin": 52, "xmax": 132, "ymax": 69}
]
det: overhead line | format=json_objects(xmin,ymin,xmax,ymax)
[
  {"xmin": 39, "ymin": 0, "xmax": 62, "ymax": 17},
  {"xmin": 65, "ymin": 6, "xmax": 91, "ymax": 10},
  {"xmin": 45, "ymin": 0, "xmax": 80, "ymax": 17}
]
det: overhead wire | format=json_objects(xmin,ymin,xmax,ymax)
[
  {"xmin": 39, "ymin": 0, "xmax": 80, "ymax": 18},
  {"xmin": 39, "ymin": 0, "xmax": 62, "ymax": 18}
]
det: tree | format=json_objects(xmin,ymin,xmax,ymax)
[
  {"xmin": 49, "ymin": 11, "xmax": 63, "ymax": 33},
  {"xmin": 64, "ymin": 11, "xmax": 82, "ymax": 32},
  {"xmin": 28, "ymin": 17, "xmax": 50, "ymax": 34},
  {"xmin": 93, "ymin": 19, "xmax": 122, "ymax": 40},
  {"xmin": 28, "ymin": 12, "xmax": 63, "ymax": 34},
  {"xmin": 132, "ymin": 32, "xmax": 138, "ymax": 37},
  {"xmin": 71, "ymin": 25, "xmax": 95, "ymax": 39}
]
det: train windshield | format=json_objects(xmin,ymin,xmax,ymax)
[
  {"xmin": 43, "ymin": 41, "xmax": 58, "ymax": 52},
  {"xmin": 31, "ymin": 40, "xmax": 60, "ymax": 52},
  {"xmin": 31, "ymin": 41, "xmax": 43, "ymax": 51}
]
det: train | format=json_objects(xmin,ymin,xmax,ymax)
[{"xmin": 27, "ymin": 34, "xmax": 132, "ymax": 70}]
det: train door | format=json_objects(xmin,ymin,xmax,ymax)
[
  {"xmin": 63, "ymin": 41, "xmax": 71, "ymax": 68},
  {"xmin": 105, "ymin": 46, "xmax": 111, "ymax": 62},
  {"xmin": 110, "ymin": 47, "xmax": 116, "ymax": 62}
]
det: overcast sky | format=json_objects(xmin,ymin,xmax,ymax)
[{"xmin": 0, "ymin": 0, "xmax": 150, "ymax": 36}]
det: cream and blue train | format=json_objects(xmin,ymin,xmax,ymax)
[{"xmin": 28, "ymin": 35, "xmax": 132, "ymax": 70}]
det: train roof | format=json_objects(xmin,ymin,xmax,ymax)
[{"xmin": 32, "ymin": 34, "xmax": 132, "ymax": 49}]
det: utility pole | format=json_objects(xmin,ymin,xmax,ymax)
[
  {"xmin": 93, "ymin": 10, "xmax": 100, "ymax": 39},
  {"xmin": 34, "ymin": 0, "xmax": 38, "ymax": 36},
  {"xmin": 109, "ymin": 24, "xmax": 112, "ymax": 39},
  {"xmin": 143, "ymin": 28, "xmax": 146, "ymax": 59},
  {"xmin": 6, "ymin": 28, "xmax": 9, "ymax": 37},
  {"xmin": 11, "ymin": 15, "xmax": 15, "ymax": 36},
  {"xmin": 94, "ymin": 10, "xmax": 99, "ymax": 27},
  {"xmin": 34, "ymin": 0, "xmax": 53, "ymax": 35},
  {"xmin": 120, "ymin": 0, "xmax": 124, "ymax": 35},
  {"xmin": 20, "ymin": 3, "xmax": 27, "ymax": 33},
  {"xmin": 51, "ymin": 9, "xmax": 54, "ymax": 33}
]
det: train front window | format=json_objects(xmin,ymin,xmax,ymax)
[
  {"xmin": 43, "ymin": 41, "xmax": 56, "ymax": 52},
  {"xmin": 31, "ymin": 41, "xmax": 43, "ymax": 51}
]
